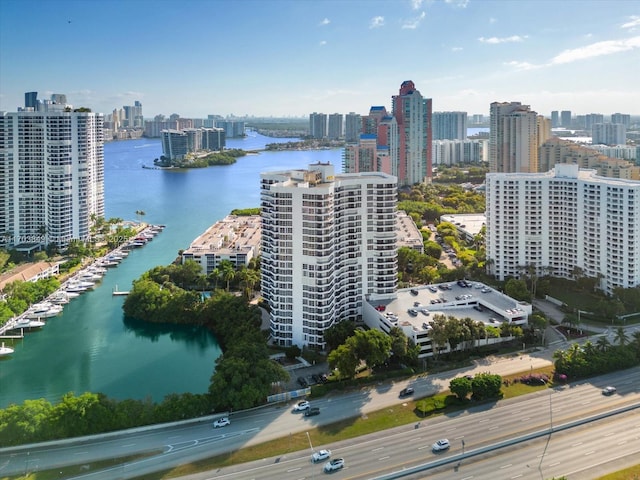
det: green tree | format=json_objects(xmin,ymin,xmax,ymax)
[
  {"xmin": 504, "ymin": 278, "xmax": 531, "ymax": 302},
  {"xmin": 328, "ymin": 343, "xmax": 359, "ymax": 379},
  {"xmin": 209, "ymin": 341, "xmax": 288, "ymax": 411},
  {"xmin": 449, "ymin": 376, "xmax": 473, "ymax": 401},
  {"xmin": 219, "ymin": 260, "xmax": 236, "ymax": 291},
  {"xmin": 323, "ymin": 320, "xmax": 356, "ymax": 351},
  {"xmin": 471, "ymin": 372, "xmax": 502, "ymax": 400},
  {"xmin": 348, "ymin": 329, "xmax": 392, "ymax": 369},
  {"xmin": 613, "ymin": 327, "xmax": 629, "ymax": 346}
]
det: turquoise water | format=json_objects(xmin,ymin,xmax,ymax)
[{"xmin": 0, "ymin": 135, "xmax": 341, "ymax": 408}]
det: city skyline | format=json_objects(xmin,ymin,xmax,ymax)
[{"xmin": 1, "ymin": 0, "xmax": 639, "ymax": 118}]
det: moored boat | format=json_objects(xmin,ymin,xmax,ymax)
[{"xmin": 0, "ymin": 342, "xmax": 14, "ymax": 356}]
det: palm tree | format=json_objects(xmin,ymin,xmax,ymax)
[
  {"xmin": 207, "ymin": 267, "xmax": 221, "ymax": 290},
  {"xmin": 219, "ymin": 260, "xmax": 236, "ymax": 292},
  {"xmin": 595, "ymin": 335, "xmax": 611, "ymax": 353},
  {"xmin": 613, "ymin": 326, "xmax": 629, "ymax": 346}
]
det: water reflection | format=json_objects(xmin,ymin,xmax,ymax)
[{"xmin": 122, "ymin": 315, "xmax": 218, "ymax": 352}]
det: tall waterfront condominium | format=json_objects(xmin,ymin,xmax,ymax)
[
  {"xmin": 432, "ymin": 111, "xmax": 467, "ymax": 141},
  {"xmin": 592, "ymin": 122, "xmax": 626, "ymax": 146},
  {"xmin": 328, "ymin": 113, "xmax": 343, "ymax": 140},
  {"xmin": 485, "ymin": 164, "xmax": 640, "ymax": 294},
  {"xmin": 489, "ymin": 101, "xmax": 544, "ymax": 173},
  {"xmin": 309, "ymin": 112, "xmax": 327, "ymax": 139},
  {"xmin": 260, "ymin": 163, "xmax": 397, "ymax": 349},
  {"xmin": 0, "ymin": 103, "xmax": 104, "ymax": 249},
  {"xmin": 344, "ymin": 112, "xmax": 362, "ymax": 143},
  {"xmin": 392, "ymin": 81, "xmax": 432, "ymax": 185}
]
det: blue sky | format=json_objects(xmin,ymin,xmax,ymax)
[{"xmin": 1, "ymin": 0, "xmax": 639, "ymax": 119}]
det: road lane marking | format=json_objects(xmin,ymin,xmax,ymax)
[
  {"xmin": 549, "ymin": 462, "xmax": 560, "ymax": 467},
  {"xmin": 572, "ymin": 442, "xmax": 583, "ymax": 447},
  {"xmin": 378, "ymin": 456, "xmax": 390, "ymax": 461},
  {"xmin": 584, "ymin": 450, "xmax": 595, "ymax": 455},
  {"xmin": 372, "ymin": 447, "xmax": 384, "ymax": 452},
  {"xmin": 287, "ymin": 467, "xmax": 301, "ymax": 472},
  {"xmin": 500, "ymin": 463, "xmax": 512, "ymax": 469}
]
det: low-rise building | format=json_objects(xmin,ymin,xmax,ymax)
[
  {"xmin": 182, "ymin": 215, "xmax": 261, "ymax": 275},
  {"xmin": 363, "ymin": 282, "xmax": 530, "ymax": 359},
  {"xmin": 0, "ymin": 262, "xmax": 60, "ymax": 299}
]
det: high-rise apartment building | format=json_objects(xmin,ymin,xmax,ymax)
[
  {"xmin": 432, "ymin": 111, "xmax": 467, "ymax": 140},
  {"xmin": 123, "ymin": 101, "xmax": 143, "ymax": 128},
  {"xmin": 611, "ymin": 113, "xmax": 631, "ymax": 129},
  {"xmin": 392, "ymin": 80, "xmax": 432, "ymax": 185},
  {"xmin": 585, "ymin": 113, "xmax": 605, "ymax": 130},
  {"xmin": 486, "ymin": 164, "xmax": 640, "ymax": 294},
  {"xmin": 592, "ymin": 123, "xmax": 626, "ymax": 146},
  {"xmin": 328, "ymin": 113, "xmax": 343, "ymax": 140},
  {"xmin": 551, "ymin": 111, "xmax": 559, "ymax": 128},
  {"xmin": 260, "ymin": 163, "xmax": 397, "ymax": 348},
  {"xmin": 344, "ymin": 112, "xmax": 361, "ymax": 143},
  {"xmin": 161, "ymin": 127, "xmax": 225, "ymax": 160},
  {"xmin": 0, "ymin": 100, "xmax": 104, "ymax": 249},
  {"xmin": 309, "ymin": 112, "xmax": 327, "ymax": 139},
  {"xmin": 561, "ymin": 110, "xmax": 572, "ymax": 128},
  {"xmin": 489, "ymin": 102, "xmax": 540, "ymax": 173}
]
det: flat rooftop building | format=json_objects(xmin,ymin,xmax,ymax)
[{"xmin": 182, "ymin": 215, "xmax": 261, "ymax": 275}]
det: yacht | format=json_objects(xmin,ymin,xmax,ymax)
[
  {"xmin": 26, "ymin": 303, "xmax": 63, "ymax": 319},
  {"xmin": 0, "ymin": 342, "xmax": 14, "ymax": 356}
]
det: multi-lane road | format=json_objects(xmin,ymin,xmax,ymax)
[{"xmin": 0, "ymin": 355, "xmax": 638, "ymax": 479}]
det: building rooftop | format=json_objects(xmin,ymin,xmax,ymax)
[
  {"xmin": 183, "ymin": 215, "xmax": 261, "ymax": 256},
  {"xmin": 370, "ymin": 281, "xmax": 529, "ymax": 333}
]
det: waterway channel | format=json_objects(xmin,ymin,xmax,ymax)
[{"xmin": 0, "ymin": 133, "xmax": 342, "ymax": 408}]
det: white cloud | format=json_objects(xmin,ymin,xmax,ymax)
[
  {"xmin": 621, "ymin": 15, "xmax": 640, "ymax": 29},
  {"xmin": 370, "ymin": 16, "xmax": 385, "ymax": 28},
  {"xmin": 551, "ymin": 36, "xmax": 640, "ymax": 64},
  {"xmin": 445, "ymin": 0, "xmax": 469, "ymax": 7},
  {"xmin": 504, "ymin": 60, "xmax": 540, "ymax": 71},
  {"xmin": 451, "ymin": 46, "xmax": 463, "ymax": 52},
  {"xmin": 319, "ymin": 40, "xmax": 327, "ymax": 46},
  {"xmin": 411, "ymin": 0, "xmax": 424, "ymax": 9},
  {"xmin": 319, "ymin": 18, "xmax": 330, "ymax": 26},
  {"xmin": 479, "ymin": 35, "xmax": 527, "ymax": 44},
  {"xmin": 402, "ymin": 11, "xmax": 426, "ymax": 29},
  {"xmin": 489, "ymin": 17, "xmax": 497, "ymax": 24}
]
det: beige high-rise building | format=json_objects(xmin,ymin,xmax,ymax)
[{"xmin": 489, "ymin": 101, "xmax": 539, "ymax": 173}]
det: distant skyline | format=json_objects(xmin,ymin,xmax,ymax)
[{"xmin": 1, "ymin": 0, "xmax": 639, "ymax": 118}]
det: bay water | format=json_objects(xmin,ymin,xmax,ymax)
[{"xmin": 0, "ymin": 133, "xmax": 341, "ymax": 408}]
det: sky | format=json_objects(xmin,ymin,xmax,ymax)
[{"xmin": 1, "ymin": 0, "xmax": 639, "ymax": 119}]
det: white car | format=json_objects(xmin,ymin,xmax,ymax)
[
  {"xmin": 311, "ymin": 449, "xmax": 331, "ymax": 463},
  {"xmin": 323, "ymin": 458, "xmax": 345, "ymax": 472},
  {"xmin": 294, "ymin": 400, "xmax": 310, "ymax": 411},
  {"xmin": 432, "ymin": 439, "xmax": 450, "ymax": 451},
  {"xmin": 212, "ymin": 417, "xmax": 230, "ymax": 428}
]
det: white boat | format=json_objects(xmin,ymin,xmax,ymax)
[
  {"xmin": 99, "ymin": 260, "xmax": 119, "ymax": 267},
  {"xmin": 24, "ymin": 319, "xmax": 45, "ymax": 329},
  {"xmin": 78, "ymin": 271, "xmax": 102, "ymax": 282},
  {"xmin": 14, "ymin": 317, "xmax": 32, "ymax": 328},
  {"xmin": 89, "ymin": 266, "xmax": 107, "ymax": 274},
  {"xmin": 26, "ymin": 303, "xmax": 63, "ymax": 319},
  {"xmin": 49, "ymin": 293, "xmax": 70, "ymax": 304},
  {"xmin": 66, "ymin": 281, "xmax": 94, "ymax": 293},
  {"xmin": 0, "ymin": 342, "xmax": 14, "ymax": 356}
]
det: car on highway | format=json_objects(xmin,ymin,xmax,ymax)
[
  {"xmin": 324, "ymin": 458, "xmax": 345, "ymax": 472},
  {"xmin": 432, "ymin": 439, "xmax": 450, "ymax": 451},
  {"xmin": 399, "ymin": 387, "xmax": 415, "ymax": 397},
  {"xmin": 305, "ymin": 407, "xmax": 321, "ymax": 417},
  {"xmin": 311, "ymin": 449, "xmax": 331, "ymax": 462},
  {"xmin": 212, "ymin": 417, "xmax": 230, "ymax": 428},
  {"xmin": 602, "ymin": 386, "xmax": 617, "ymax": 395},
  {"xmin": 294, "ymin": 400, "xmax": 311, "ymax": 411}
]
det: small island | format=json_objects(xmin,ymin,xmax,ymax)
[{"xmin": 153, "ymin": 148, "xmax": 247, "ymax": 169}]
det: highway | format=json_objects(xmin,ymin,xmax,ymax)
[
  {"xmin": 0, "ymin": 355, "xmax": 638, "ymax": 479},
  {"xmin": 173, "ymin": 368, "xmax": 640, "ymax": 480}
]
